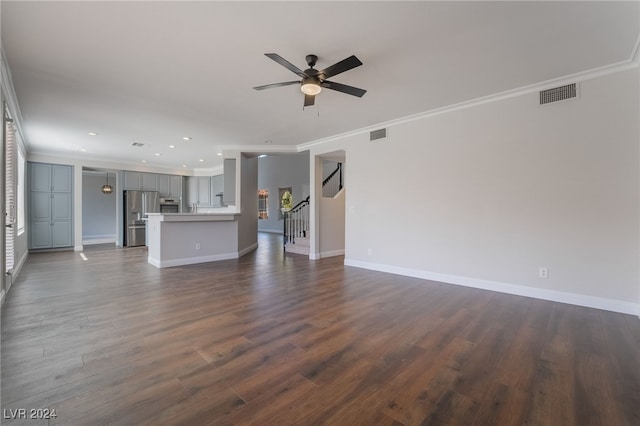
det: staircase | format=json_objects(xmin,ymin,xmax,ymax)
[{"xmin": 284, "ymin": 162, "xmax": 342, "ymax": 255}]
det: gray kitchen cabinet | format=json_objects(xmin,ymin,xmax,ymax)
[
  {"xmin": 141, "ymin": 173, "xmax": 158, "ymax": 191},
  {"xmin": 158, "ymin": 174, "xmax": 182, "ymax": 198},
  {"xmin": 169, "ymin": 175, "xmax": 182, "ymax": 198},
  {"xmin": 29, "ymin": 162, "xmax": 73, "ymax": 249},
  {"xmin": 184, "ymin": 176, "xmax": 219, "ymax": 207},
  {"xmin": 223, "ymin": 159, "xmax": 236, "ymax": 205},
  {"xmin": 123, "ymin": 171, "xmax": 141, "ymax": 190},
  {"xmin": 210, "ymin": 175, "xmax": 224, "ymax": 207},
  {"xmin": 124, "ymin": 171, "xmax": 160, "ymax": 192},
  {"xmin": 157, "ymin": 174, "xmax": 170, "ymax": 196},
  {"xmin": 184, "ymin": 176, "xmax": 197, "ymax": 210},
  {"xmin": 197, "ymin": 176, "xmax": 211, "ymax": 206},
  {"xmin": 123, "ymin": 171, "xmax": 142, "ymax": 190}
]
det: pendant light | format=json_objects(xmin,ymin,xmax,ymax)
[{"xmin": 101, "ymin": 173, "xmax": 113, "ymax": 194}]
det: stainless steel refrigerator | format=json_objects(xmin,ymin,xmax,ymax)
[{"xmin": 124, "ymin": 190, "xmax": 160, "ymax": 247}]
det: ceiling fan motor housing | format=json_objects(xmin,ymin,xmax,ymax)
[{"xmin": 306, "ymin": 54, "xmax": 318, "ymax": 68}]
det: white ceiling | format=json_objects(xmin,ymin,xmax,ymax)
[{"xmin": 2, "ymin": 1, "xmax": 639, "ymax": 172}]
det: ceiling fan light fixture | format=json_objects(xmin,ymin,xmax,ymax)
[{"xmin": 301, "ymin": 80, "xmax": 321, "ymax": 96}]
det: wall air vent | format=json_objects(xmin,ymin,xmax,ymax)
[
  {"xmin": 539, "ymin": 83, "xmax": 577, "ymax": 105},
  {"xmin": 370, "ymin": 128, "xmax": 387, "ymax": 141},
  {"xmin": 131, "ymin": 142, "xmax": 144, "ymax": 147}
]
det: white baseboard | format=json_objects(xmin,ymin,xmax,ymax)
[
  {"xmin": 149, "ymin": 252, "xmax": 238, "ymax": 268},
  {"xmin": 238, "ymin": 242, "xmax": 259, "ymax": 257},
  {"xmin": 258, "ymin": 228, "xmax": 283, "ymax": 234},
  {"xmin": 148, "ymin": 243, "xmax": 257, "ymax": 268},
  {"xmin": 12, "ymin": 250, "xmax": 28, "ymax": 282},
  {"xmin": 344, "ymin": 258, "xmax": 640, "ymax": 317},
  {"xmin": 319, "ymin": 249, "xmax": 345, "ymax": 258},
  {"xmin": 83, "ymin": 236, "xmax": 116, "ymax": 245}
]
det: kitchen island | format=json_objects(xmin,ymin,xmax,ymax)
[{"xmin": 146, "ymin": 212, "xmax": 257, "ymax": 268}]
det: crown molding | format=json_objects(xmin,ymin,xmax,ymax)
[
  {"xmin": 297, "ymin": 59, "xmax": 639, "ymax": 152},
  {"xmin": 27, "ymin": 150, "xmax": 192, "ymax": 176},
  {"xmin": 218, "ymin": 144, "xmax": 298, "ymax": 154}
]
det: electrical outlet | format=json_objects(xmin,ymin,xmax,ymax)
[
  {"xmin": 195, "ymin": 243, "xmax": 201, "ymax": 250},
  {"xmin": 539, "ymin": 267, "xmax": 548, "ymax": 279}
]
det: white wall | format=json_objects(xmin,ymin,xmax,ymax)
[
  {"xmin": 319, "ymin": 188, "xmax": 345, "ymax": 258},
  {"xmin": 257, "ymin": 152, "xmax": 309, "ymax": 233},
  {"xmin": 312, "ymin": 67, "xmax": 639, "ymax": 314},
  {"xmin": 82, "ymin": 172, "xmax": 117, "ymax": 243}
]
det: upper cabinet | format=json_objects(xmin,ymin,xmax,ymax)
[
  {"xmin": 183, "ymin": 175, "xmax": 222, "ymax": 207},
  {"xmin": 123, "ymin": 171, "xmax": 142, "ymax": 190},
  {"xmin": 157, "ymin": 174, "xmax": 181, "ymax": 198},
  {"xmin": 124, "ymin": 171, "xmax": 180, "ymax": 197},
  {"xmin": 223, "ymin": 159, "xmax": 236, "ymax": 205},
  {"xmin": 141, "ymin": 173, "xmax": 157, "ymax": 191},
  {"xmin": 31, "ymin": 163, "xmax": 71, "ymax": 193},
  {"xmin": 169, "ymin": 175, "xmax": 182, "ymax": 198},
  {"xmin": 157, "ymin": 174, "xmax": 170, "ymax": 196},
  {"xmin": 211, "ymin": 175, "xmax": 224, "ymax": 207},
  {"xmin": 196, "ymin": 177, "xmax": 211, "ymax": 206}
]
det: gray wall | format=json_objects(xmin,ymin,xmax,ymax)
[
  {"xmin": 257, "ymin": 152, "xmax": 309, "ymax": 233},
  {"xmin": 82, "ymin": 172, "xmax": 117, "ymax": 243},
  {"xmin": 238, "ymin": 155, "xmax": 258, "ymax": 253}
]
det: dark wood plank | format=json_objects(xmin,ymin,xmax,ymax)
[{"xmin": 1, "ymin": 233, "xmax": 638, "ymax": 425}]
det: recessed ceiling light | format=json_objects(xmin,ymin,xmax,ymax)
[
  {"xmin": 182, "ymin": 164, "xmax": 187, "ymax": 168},
  {"xmin": 264, "ymin": 140, "xmax": 272, "ymax": 144},
  {"xmin": 199, "ymin": 159, "xmax": 204, "ymax": 162},
  {"xmin": 169, "ymin": 145, "xmax": 176, "ymax": 149},
  {"xmin": 88, "ymin": 132, "xmax": 98, "ymax": 136},
  {"xmin": 131, "ymin": 141, "xmax": 144, "ymax": 147},
  {"xmin": 183, "ymin": 136, "xmax": 192, "ymax": 141},
  {"xmin": 154, "ymin": 153, "xmax": 161, "ymax": 156},
  {"xmin": 217, "ymin": 152, "xmax": 222, "ymax": 156},
  {"xmin": 258, "ymin": 154, "xmax": 267, "ymax": 158},
  {"xmin": 141, "ymin": 160, "xmax": 147, "ymax": 163},
  {"xmin": 81, "ymin": 148, "xmax": 87, "ymax": 152}
]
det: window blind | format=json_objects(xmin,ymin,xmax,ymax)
[{"xmin": 5, "ymin": 118, "xmax": 16, "ymax": 272}]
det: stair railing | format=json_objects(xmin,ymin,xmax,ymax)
[
  {"xmin": 322, "ymin": 162, "xmax": 343, "ymax": 198},
  {"xmin": 283, "ymin": 196, "xmax": 310, "ymax": 249},
  {"xmin": 283, "ymin": 162, "xmax": 343, "ymax": 251}
]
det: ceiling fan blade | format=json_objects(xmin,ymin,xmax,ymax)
[
  {"xmin": 318, "ymin": 55, "xmax": 363, "ymax": 80},
  {"xmin": 253, "ymin": 81, "xmax": 300, "ymax": 91},
  {"xmin": 265, "ymin": 53, "xmax": 308, "ymax": 78},
  {"xmin": 321, "ymin": 81, "xmax": 367, "ymax": 98},
  {"xmin": 304, "ymin": 94, "xmax": 315, "ymax": 107}
]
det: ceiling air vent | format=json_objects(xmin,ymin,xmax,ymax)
[
  {"xmin": 539, "ymin": 83, "xmax": 577, "ymax": 105},
  {"xmin": 131, "ymin": 142, "xmax": 144, "ymax": 147},
  {"xmin": 370, "ymin": 128, "xmax": 387, "ymax": 141}
]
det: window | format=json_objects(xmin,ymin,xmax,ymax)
[
  {"xmin": 5, "ymin": 118, "xmax": 15, "ymax": 272},
  {"xmin": 17, "ymin": 148, "xmax": 25, "ymax": 235},
  {"xmin": 258, "ymin": 190, "xmax": 268, "ymax": 219}
]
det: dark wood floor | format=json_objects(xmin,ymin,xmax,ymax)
[{"xmin": 2, "ymin": 233, "xmax": 639, "ymax": 425}]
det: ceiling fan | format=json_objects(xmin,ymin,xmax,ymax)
[{"xmin": 253, "ymin": 53, "xmax": 367, "ymax": 107}]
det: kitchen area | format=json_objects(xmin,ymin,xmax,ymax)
[
  {"xmin": 32, "ymin": 155, "xmax": 256, "ymax": 268},
  {"xmin": 120, "ymin": 160, "xmax": 237, "ymax": 248}
]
